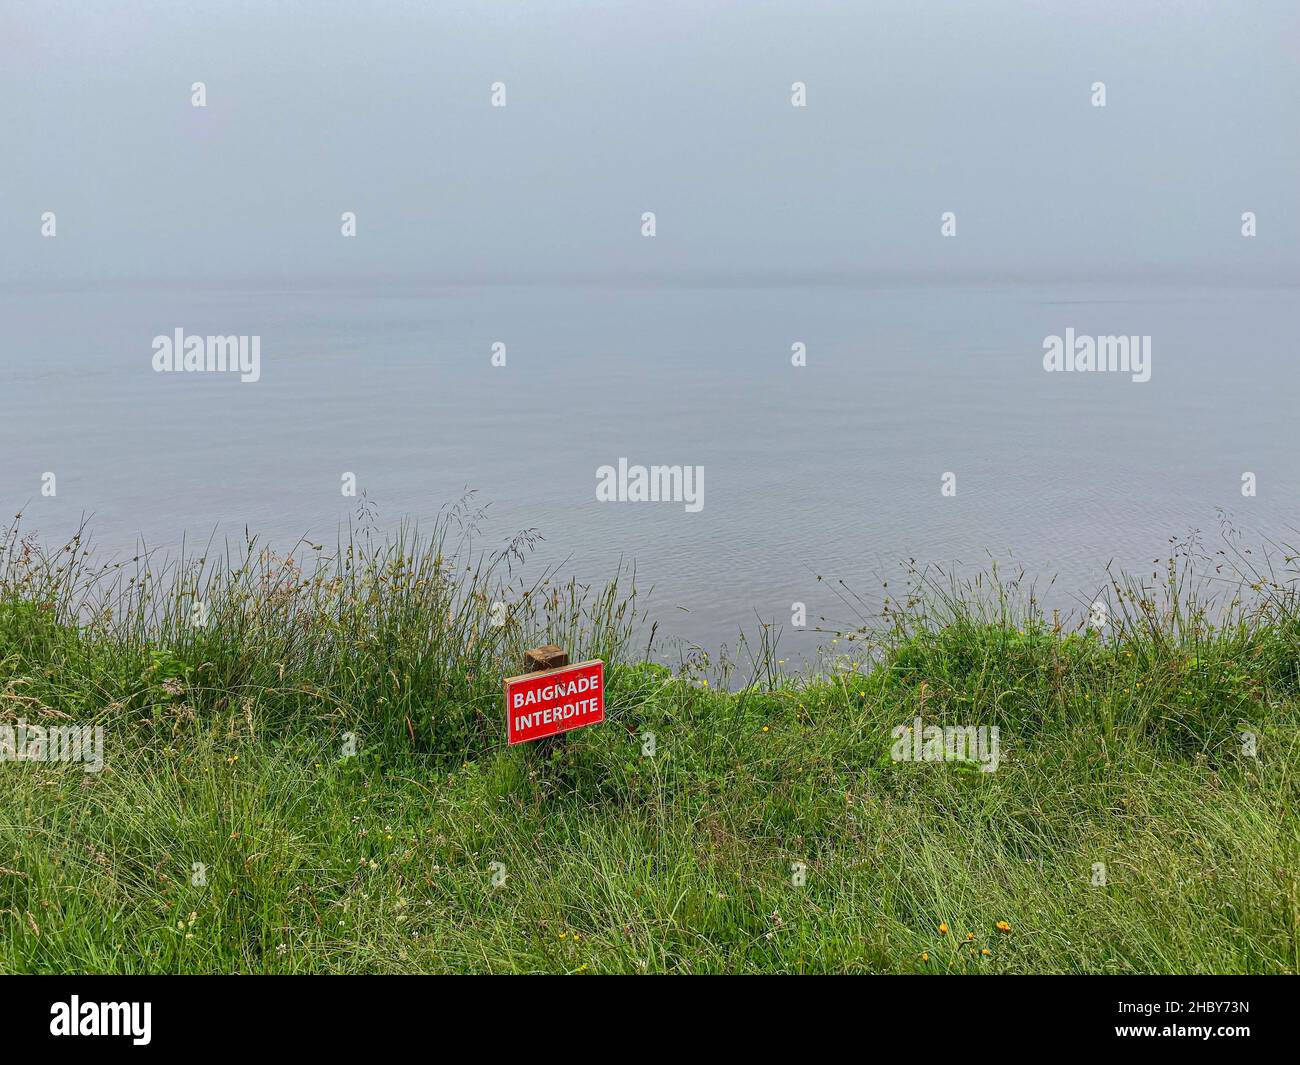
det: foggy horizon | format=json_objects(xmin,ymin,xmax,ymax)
[{"xmin": 3, "ymin": 0, "xmax": 1297, "ymax": 287}]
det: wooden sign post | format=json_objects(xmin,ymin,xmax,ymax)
[
  {"xmin": 524, "ymin": 646, "xmax": 568, "ymax": 758},
  {"xmin": 524, "ymin": 644, "xmax": 569, "ymax": 674}
]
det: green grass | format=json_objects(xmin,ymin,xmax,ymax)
[{"xmin": 1, "ymin": 507, "xmax": 1298, "ymax": 973}]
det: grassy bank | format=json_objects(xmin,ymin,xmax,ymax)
[{"xmin": 1, "ymin": 508, "xmax": 1298, "ymax": 973}]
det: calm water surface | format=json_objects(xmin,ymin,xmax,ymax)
[{"xmin": 3, "ymin": 280, "xmax": 1297, "ymax": 658}]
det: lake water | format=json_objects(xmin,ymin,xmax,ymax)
[{"xmin": 4, "ymin": 280, "xmax": 1297, "ymax": 658}]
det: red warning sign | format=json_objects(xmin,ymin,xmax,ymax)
[{"xmin": 504, "ymin": 660, "xmax": 605, "ymax": 745}]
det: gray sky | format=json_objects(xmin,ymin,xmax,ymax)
[{"xmin": 2, "ymin": 0, "xmax": 1296, "ymax": 285}]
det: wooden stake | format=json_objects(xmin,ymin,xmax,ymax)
[
  {"xmin": 524, "ymin": 645, "xmax": 569, "ymax": 673},
  {"xmin": 523, "ymin": 645, "xmax": 569, "ymax": 758}
]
